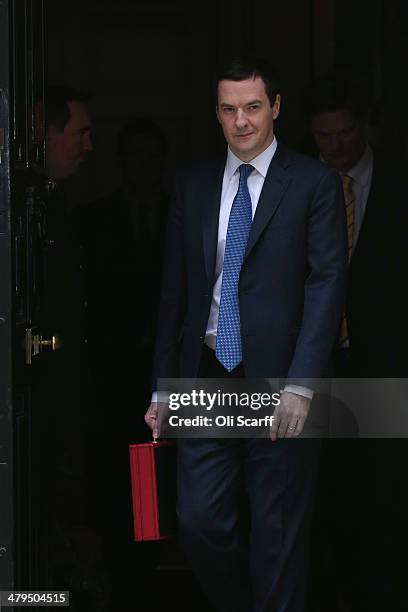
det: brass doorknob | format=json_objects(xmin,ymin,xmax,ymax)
[
  {"xmin": 25, "ymin": 329, "xmax": 64, "ymax": 365},
  {"xmin": 39, "ymin": 335, "xmax": 63, "ymax": 351}
]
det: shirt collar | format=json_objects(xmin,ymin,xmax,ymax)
[
  {"xmin": 344, "ymin": 144, "xmax": 373, "ymax": 187},
  {"xmin": 225, "ymin": 137, "xmax": 278, "ymax": 180}
]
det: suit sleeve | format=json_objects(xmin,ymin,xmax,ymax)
[
  {"xmin": 152, "ymin": 174, "xmax": 187, "ymax": 387},
  {"xmin": 287, "ymin": 169, "xmax": 348, "ymax": 383}
]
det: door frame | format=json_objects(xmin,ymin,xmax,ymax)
[{"xmin": 0, "ymin": 0, "xmax": 14, "ymax": 591}]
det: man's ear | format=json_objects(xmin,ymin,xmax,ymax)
[
  {"xmin": 215, "ymin": 106, "xmax": 221, "ymax": 124},
  {"xmin": 272, "ymin": 94, "xmax": 281, "ymax": 120}
]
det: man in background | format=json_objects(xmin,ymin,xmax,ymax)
[
  {"xmin": 303, "ymin": 74, "xmax": 408, "ymax": 612},
  {"xmin": 303, "ymin": 74, "xmax": 406, "ymax": 377},
  {"xmin": 77, "ymin": 117, "xmax": 169, "ymax": 389},
  {"xmin": 74, "ymin": 117, "xmax": 170, "ymax": 611},
  {"xmin": 45, "ymin": 85, "xmax": 93, "ymax": 181},
  {"xmin": 39, "ymin": 86, "xmax": 103, "ymax": 609}
]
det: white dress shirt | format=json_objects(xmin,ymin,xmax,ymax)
[
  {"xmin": 205, "ymin": 139, "xmax": 278, "ymax": 346},
  {"xmin": 321, "ymin": 144, "xmax": 374, "ymax": 349},
  {"xmin": 342, "ymin": 144, "xmax": 374, "ymax": 252},
  {"xmin": 320, "ymin": 144, "xmax": 373, "ymax": 252}
]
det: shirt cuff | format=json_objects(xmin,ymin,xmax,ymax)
[
  {"xmin": 151, "ymin": 391, "xmax": 169, "ymax": 403},
  {"xmin": 284, "ymin": 384, "xmax": 314, "ymax": 400}
]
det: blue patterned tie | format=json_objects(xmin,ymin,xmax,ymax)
[{"xmin": 216, "ymin": 163, "xmax": 254, "ymax": 371}]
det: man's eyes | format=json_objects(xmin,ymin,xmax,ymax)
[
  {"xmin": 318, "ymin": 126, "xmax": 356, "ymax": 139},
  {"xmin": 221, "ymin": 105, "xmax": 260, "ymax": 113},
  {"xmin": 340, "ymin": 127, "xmax": 356, "ymax": 136}
]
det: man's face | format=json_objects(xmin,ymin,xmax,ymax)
[
  {"xmin": 216, "ymin": 76, "xmax": 280, "ymax": 162},
  {"xmin": 311, "ymin": 109, "xmax": 366, "ymax": 172},
  {"xmin": 46, "ymin": 101, "xmax": 93, "ymax": 179}
]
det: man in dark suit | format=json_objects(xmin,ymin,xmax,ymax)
[
  {"xmin": 73, "ymin": 118, "xmax": 170, "ymax": 609},
  {"xmin": 76, "ymin": 118, "xmax": 169, "ymax": 408},
  {"xmin": 145, "ymin": 58, "xmax": 347, "ymax": 612},
  {"xmin": 303, "ymin": 74, "xmax": 408, "ymax": 612},
  {"xmin": 38, "ymin": 87, "xmax": 101, "ymax": 601},
  {"xmin": 303, "ymin": 74, "xmax": 407, "ymax": 377}
]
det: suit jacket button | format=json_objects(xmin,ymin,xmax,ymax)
[{"xmin": 199, "ymin": 336, "xmax": 204, "ymax": 341}]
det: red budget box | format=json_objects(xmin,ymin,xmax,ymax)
[{"xmin": 129, "ymin": 441, "xmax": 177, "ymax": 541}]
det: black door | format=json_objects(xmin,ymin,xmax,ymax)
[{"xmin": 0, "ymin": 0, "xmax": 56, "ymax": 594}]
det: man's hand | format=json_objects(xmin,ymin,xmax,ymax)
[
  {"xmin": 270, "ymin": 391, "xmax": 311, "ymax": 441},
  {"xmin": 144, "ymin": 402, "xmax": 168, "ymax": 440}
]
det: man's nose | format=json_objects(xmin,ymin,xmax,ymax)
[
  {"xmin": 235, "ymin": 110, "xmax": 249, "ymax": 129},
  {"xmin": 84, "ymin": 133, "xmax": 93, "ymax": 152},
  {"xmin": 328, "ymin": 134, "xmax": 342, "ymax": 153}
]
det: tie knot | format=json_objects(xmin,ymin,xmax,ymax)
[{"xmin": 239, "ymin": 164, "xmax": 254, "ymax": 180}]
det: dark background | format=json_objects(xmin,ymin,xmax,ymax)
[{"xmin": 45, "ymin": 0, "xmax": 408, "ymax": 207}]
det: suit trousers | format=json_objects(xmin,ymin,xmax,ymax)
[{"xmin": 177, "ymin": 346, "xmax": 321, "ymax": 612}]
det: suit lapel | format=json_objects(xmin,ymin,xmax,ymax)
[
  {"xmin": 202, "ymin": 159, "xmax": 225, "ymax": 286},
  {"xmin": 244, "ymin": 144, "xmax": 293, "ymax": 261}
]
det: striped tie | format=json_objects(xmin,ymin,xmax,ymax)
[
  {"xmin": 339, "ymin": 174, "xmax": 355, "ymax": 345},
  {"xmin": 342, "ymin": 174, "xmax": 355, "ymax": 261}
]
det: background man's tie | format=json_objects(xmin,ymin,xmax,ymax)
[
  {"xmin": 216, "ymin": 163, "xmax": 254, "ymax": 371},
  {"xmin": 339, "ymin": 174, "xmax": 355, "ymax": 345}
]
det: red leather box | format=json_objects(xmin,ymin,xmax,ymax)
[{"xmin": 129, "ymin": 441, "xmax": 177, "ymax": 541}]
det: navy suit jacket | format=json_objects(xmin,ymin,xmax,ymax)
[{"xmin": 154, "ymin": 143, "xmax": 348, "ymax": 387}]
